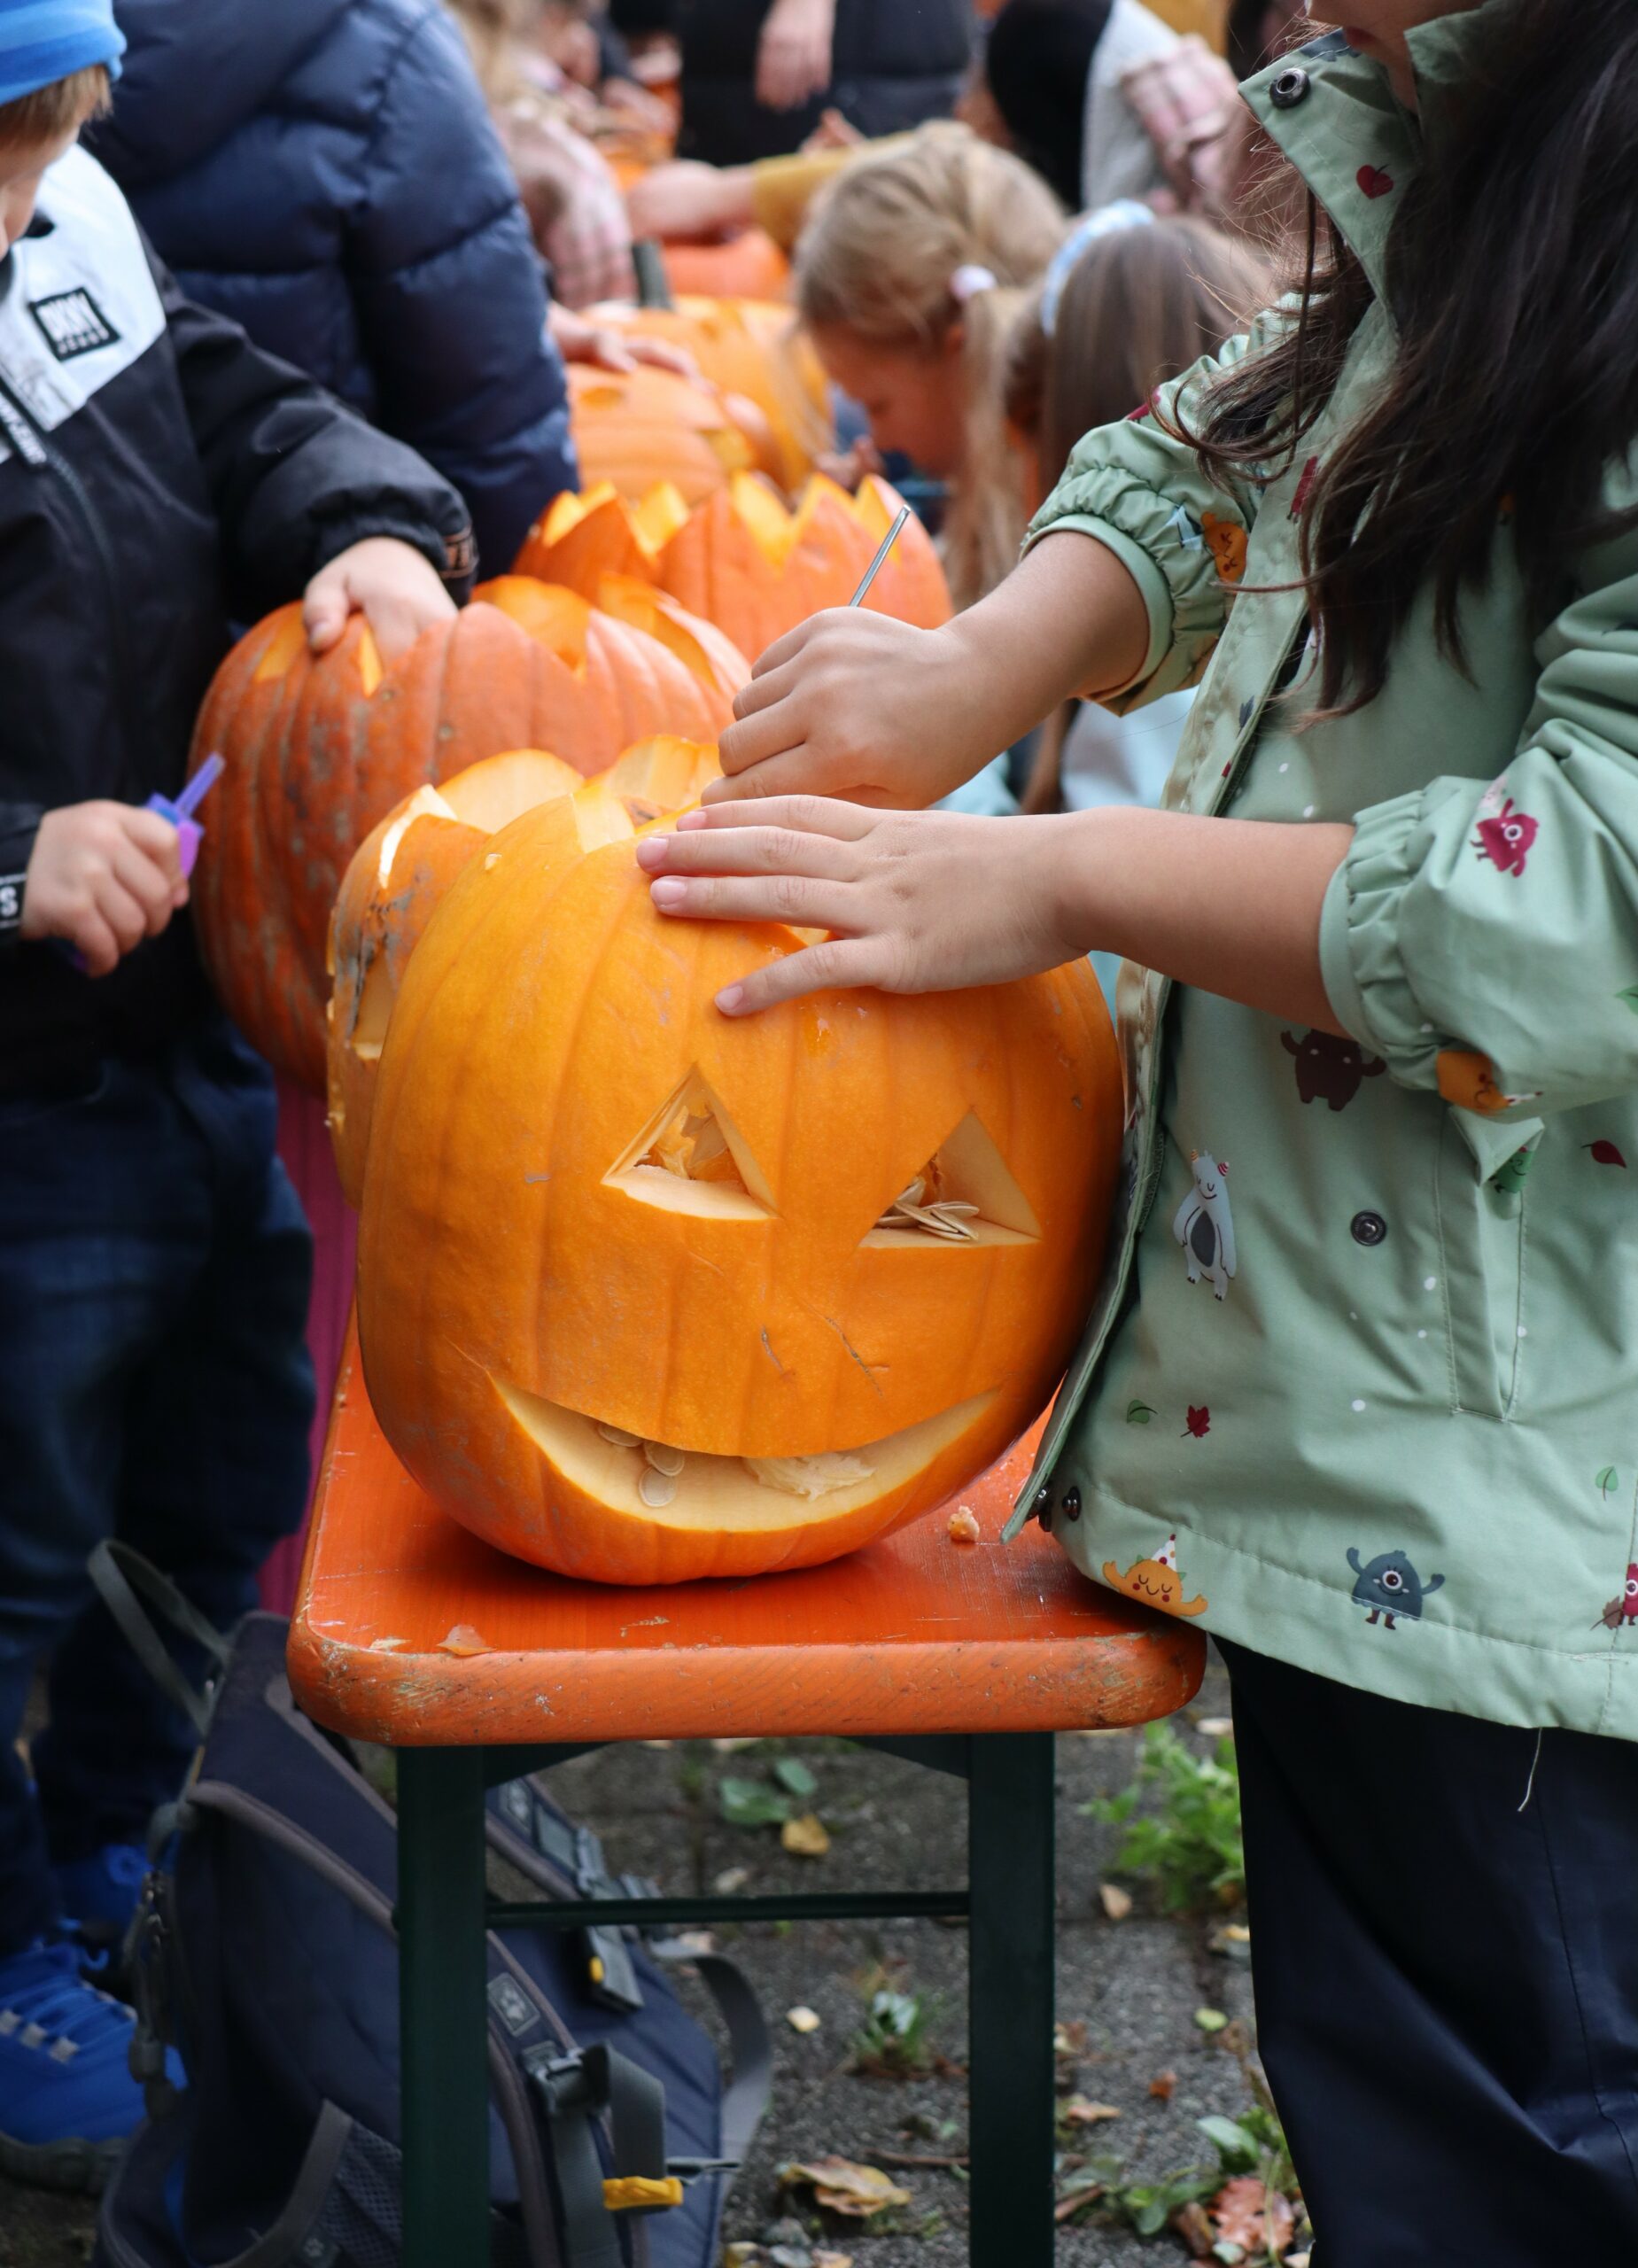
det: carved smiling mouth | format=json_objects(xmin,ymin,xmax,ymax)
[{"xmin": 493, "ymin": 1378, "xmax": 997, "ymax": 1533}]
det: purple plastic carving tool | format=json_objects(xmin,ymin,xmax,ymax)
[{"xmin": 145, "ymin": 749, "xmax": 224, "ymax": 880}]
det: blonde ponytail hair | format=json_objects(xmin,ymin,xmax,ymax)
[{"xmin": 795, "ymin": 123, "xmax": 1067, "ymax": 610}]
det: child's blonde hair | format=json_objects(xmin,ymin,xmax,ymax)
[
  {"xmin": 0, "ymin": 63, "xmax": 110, "ymax": 156},
  {"xmin": 795, "ymin": 122, "xmax": 1066, "ymax": 610}
]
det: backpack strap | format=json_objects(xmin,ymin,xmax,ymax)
[
  {"xmin": 654, "ymin": 1948, "xmax": 771, "ymax": 2171},
  {"xmin": 524, "ymin": 2039, "xmax": 679, "ymax": 2268},
  {"xmin": 88, "ymin": 1539, "xmax": 232, "ymax": 1737}
]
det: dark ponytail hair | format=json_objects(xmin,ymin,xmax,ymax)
[{"xmin": 1193, "ymin": 0, "xmax": 1638, "ymax": 716}]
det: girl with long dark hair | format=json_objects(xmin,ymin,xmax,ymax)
[{"xmin": 638, "ymin": 4, "xmax": 1638, "ymax": 2253}]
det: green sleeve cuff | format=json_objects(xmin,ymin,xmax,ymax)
[{"xmin": 1020, "ymin": 514, "xmax": 1174, "ymax": 698}]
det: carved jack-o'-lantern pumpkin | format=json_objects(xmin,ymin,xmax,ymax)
[
  {"xmin": 327, "ymin": 739, "xmax": 720, "ymax": 1207},
  {"xmin": 357, "ymin": 818, "xmax": 1119, "ymax": 1585}
]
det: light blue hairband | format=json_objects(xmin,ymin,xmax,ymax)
[
  {"xmin": 1040, "ymin": 200, "xmax": 1155, "ymax": 337},
  {"xmin": 0, "ymin": 0, "xmax": 124, "ymax": 108}
]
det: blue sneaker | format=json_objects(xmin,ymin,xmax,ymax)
[
  {"xmin": 0, "ymin": 1938, "xmax": 164, "ymax": 2191},
  {"xmin": 52, "ymin": 1842, "xmax": 150, "ymax": 1941}
]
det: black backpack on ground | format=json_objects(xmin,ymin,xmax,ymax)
[{"xmin": 89, "ymin": 1545, "xmax": 770, "ymax": 2268}]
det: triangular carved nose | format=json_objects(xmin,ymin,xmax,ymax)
[{"xmin": 605, "ymin": 1068, "xmax": 776, "ymax": 1220}]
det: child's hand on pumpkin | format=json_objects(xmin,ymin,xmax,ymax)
[
  {"xmin": 304, "ymin": 538, "xmax": 455, "ymax": 662},
  {"xmin": 638, "ymin": 798, "xmax": 1079, "ymax": 1014},
  {"xmin": 20, "ymin": 801, "xmax": 187, "ymax": 976},
  {"xmin": 711, "ymin": 612, "xmax": 991, "ymax": 809}
]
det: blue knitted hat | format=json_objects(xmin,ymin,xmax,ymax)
[{"xmin": 0, "ymin": 0, "xmax": 124, "ymax": 108}]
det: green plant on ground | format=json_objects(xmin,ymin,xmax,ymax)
[
  {"xmin": 1057, "ymin": 2103, "xmax": 1309, "ymax": 2258},
  {"xmin": 1082, "ymin": 1720, "xmax": 1245, "ymax": 1913},
  {"xmin": 717, "ymin": 1753, "xmax": 820, "ymax": 1829},
  {"xmin": 848, "ymin": 1984, "xmax": 940, "ymax": 2077}
]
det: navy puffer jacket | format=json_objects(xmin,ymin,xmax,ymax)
[{"xmin": 92, "ymin": 0, "xmax": 575, "ymax": 574}]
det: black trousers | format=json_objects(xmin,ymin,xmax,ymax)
[{"xmin": 1220, "ymin": 1640, "xmax": 1638, "ymax": 2264}]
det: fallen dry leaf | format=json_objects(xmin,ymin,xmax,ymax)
[
  {"xmin": 786, "ymin": 2004, "xmax": 822, "ymax": 2034},
  {"xmin": 711, "ymin": 1736, "xmax": 759, "ymax": 1752},
  {"xmin": 781, "ymin": 1811, "xmax": 831, "ymax": 1857},
  {"xmin": 1172, "ymin": 2199, "xmax": 1216, "ymax": 2257},
  {"xmin": 1148, "ymin": 2068, "xmax": 1177, "ymax": 2101},
  {"xmin": 1196, "ymin": 1715, "xmax": 1234, "ymax": 1737},
  {"xmin": 1213, "ymin": 2174, "xmax": 1295, "ymax": 2256},
  {"xmin": 436, "ymin": 1624, "xmax": 490, "ymax": 1657},
  {"xmin": 946, "ymin": 1506, "xmax": 982, "ymax": 1544},
  {"xmin": 779, "ymin": 2157, "xmax": 912, "ymax": 2218},
  {"xmin": 714, "ymin": 1865, "xmax": 752, "ymax": 1894},
  {"xmin": 725, "ymin": 2249, "xmax": 852, "ymax": 2268},
  {"xmin": 1053, "ymin": 2180, "xmax": 1106, "ymax": 2224},
  {"xmin": 1060, "ymin": 2095, "xmax": 1122, "ymax": 2126},
  {"xmin": 1054, "ymin": 2020, "xmax": 1089, "ymax": 2060},
  {"xmin": 1098, "ymin": 1882, "xmax": 1134, "ymax": 1921}
]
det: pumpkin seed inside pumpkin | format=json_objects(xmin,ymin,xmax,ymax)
[{"xmin": 638, "ymin": 1465, "xmax": 680, "ymax": 1508}]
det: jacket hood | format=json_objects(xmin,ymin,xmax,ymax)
[{"xmin": 89, "ymin": 0, "xmax": 351, "ymax": 188}]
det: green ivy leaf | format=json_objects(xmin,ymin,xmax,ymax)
[
  {"xmin": 774, "ymin": 1757, "xmax": 819, "ymax": 1800},
  {"xmin": 1618, "ymin": 987, "xmax": 1638, "ymax": 1016},
  {"xmin": 1595, "ymin": 1466, "xmax": 1619, "ymax": 1501},
  {"xmin": 718, "ymin": 1776, "xmax": 792, "ymax": 1829},
  {"xmin": 1126, "ymin": 1400, "xmax": 1157, "ymax": 1425},
  {"xmin": 1196, "ymin": 2115, "xmax": 1260, "ymax": 2173}
]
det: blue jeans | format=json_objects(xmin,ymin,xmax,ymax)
[{"xmin": 0, "ymin": 1017, "xmax": 314, "ymax": 1955}]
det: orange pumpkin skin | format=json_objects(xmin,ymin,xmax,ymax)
[
  {"xmin": 191, "ymin": 597, "xmax": 718, "ymax": 1090},
  {"xmin": 325, "ymin": 750, "xmax": 588, "ymax": 1208},
  {"xmin": 585, "ymin": 296, "xmax": 832, "ymax": 490},
  {"xmin": 565, "ymin": 362, "xmax": 778, "ymax": 504},
  {"xmin": 658, "ymin": 472, "xmax": 951, "ymax": 664},
  {"xmin": 357, "ymin": 825, "xmax": 1119, "ymax": 1585},
  {"xmin": 475, "ymin": 576, "xmax": 742, "ymax": 747},
  {"xmin": 663, "ymin": 229, "xmax": 791, "ymax": 303}
]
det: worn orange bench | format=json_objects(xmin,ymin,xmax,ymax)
[{"xmin": 289, "ymin": 1327, "xmax": 1203, "ymax": 2267}]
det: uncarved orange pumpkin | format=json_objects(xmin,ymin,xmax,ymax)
[
  {"xmin": 357, "ymin": 821, "xmax": 1118, "ymax": 1585},
  {"xmin": 566, "ymin": 362, "xmax": 779, "ymax": 504},
  {"xmin": 657, "ymin": 470, "xmax": 951, "ymax": 662},
  {"xmin": 326, "ymin": 739, "xmax": 720, "ymax": 1204},
  {"xmin": 585, "ymin": 296, "xmax": 832, "ymax": 489},
  {"xmin": 192, "ymin": 594, "xmax": 741, "ymax": 1090},
  {"xmin": 663, "ymin": 229, "xmax": 791, "ymax": 303}
]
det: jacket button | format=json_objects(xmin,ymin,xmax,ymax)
[
  {"xmin": 1269, "ymin": 66, "xmax": 1310, "ymax": 108},
  {"xmin": 1062, "ymin": 1486, "xmax": 1083, "ymax": 1522},
  {"xmin": 1350, "ymin": 1209, "xmax": 1387, "ymax": 1247}
]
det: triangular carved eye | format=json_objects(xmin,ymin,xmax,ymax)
[
  {"xmin": 865, "ymin": 1112, "xmax": 1041, "ymax": 1247},
  {"xmin": 606, "ymin": 1068, "xmax": 775, "ymax": 1220}
]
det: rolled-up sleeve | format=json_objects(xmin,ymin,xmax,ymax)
[
  {"xmin": 1320, "ymin": 492, "xmax": 1638, "ymax": 1131},
  {"xmin": 1022, "ymin": 305, "xmax": 1284, "ymax": 710}
]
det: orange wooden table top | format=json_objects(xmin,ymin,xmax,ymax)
[{"xmin": 288, "ymin": 1329, "xmax": 1205, "ymax": 1749}]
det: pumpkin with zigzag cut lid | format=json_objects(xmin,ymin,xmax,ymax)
[{"xmin": 356, "ymin": 815, "xmax": 1120, "ymax": 1585}]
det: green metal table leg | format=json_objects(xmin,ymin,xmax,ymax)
[
  {"xmin": 967, "ymin": 1733, "xmax": 1056, "ymax": 2267},
  {"xmin": 398, "ymin": 1747, "xmax": 490, "ymax": 2268}
]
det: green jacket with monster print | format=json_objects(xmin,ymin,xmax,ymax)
[{"xmin": 1010, "ymin": 10, "xmax": 1638, "ymax": 1737}]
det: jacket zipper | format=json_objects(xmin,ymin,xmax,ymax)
[{"xmin": 0, "ymin": 366, "xmax": 135, "ymax": 780}]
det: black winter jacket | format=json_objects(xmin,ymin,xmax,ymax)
[
  {"xmin": 0, "ymin": 148, "xmax": 471, "ymax": 1095},
  {"xmin": 92, "ymin": 0, "xmax": 575, "ymax": 575},
  {"xmin": 676, "ymin": 0, "xmax": 972, "ymax": 165}
]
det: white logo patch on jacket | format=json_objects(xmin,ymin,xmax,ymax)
[{"xmin": 0, "ymin": 147, "xmax": 163, "ymax": 456}]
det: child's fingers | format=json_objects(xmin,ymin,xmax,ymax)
[
  {"xmin": 110, "ymin": 838, "xmax": 182, "ymax": 934},
  {"xmin": 120, "ymin": 807, "xmax": 185, "ymax": 888},
  {"xmin": 88, "ymin": 874, "xmax": 150, "ymax": 965},
  {"xmin": 710, "ymin": 732, "xmax": 819, "ymax": 796},
  {"xmin": 714, "ymin": 935, "xmax": 884, "ymax": 1017},
  {"xmin": 745, "ymin": 617, "xmax": 826, "ymax": 683},
  {"xmin": 71, "ymin": 904, "xmax": 121, "ymax": 978},
  {"xmin": 652, "ymin": 798, "xmax": 876, "ymax": 849},
  {"xmin": 650, "ymin": 870, "xmax": 849, "ymax": 928},
  {"xmin": 302, "ymin": 579, "xmax": 346, "ymax": 653}
]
